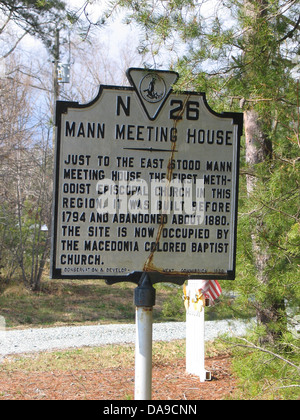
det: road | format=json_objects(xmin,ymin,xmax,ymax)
[{"xmin": 0, "ymin": 319, "xmax": 255, "ymax": 357}]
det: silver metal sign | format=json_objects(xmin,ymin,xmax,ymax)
[{"xmin": 51, "ymin": 68, "xmax": 243, "ymax": 282}]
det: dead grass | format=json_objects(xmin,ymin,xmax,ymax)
[
  {"xmin": 0, "ymin": 340, "xmax": 236, "ymax": 400},
  {"xmin": 0, "ymin": 279, "xmax": 181, "ymax": 329}
]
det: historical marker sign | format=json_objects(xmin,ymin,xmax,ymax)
[{"xmin": 51, "ymin": 68, "xmax": 243, "ymax": 282}]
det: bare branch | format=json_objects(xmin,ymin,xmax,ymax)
[{"xmin": 227, "ymin": 337, "xmax": 300, "ymax": 371}]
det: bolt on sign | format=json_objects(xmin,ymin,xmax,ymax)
[{"xmin": 51, "ymin": 68, "xmax": 243, "ymax": 282}]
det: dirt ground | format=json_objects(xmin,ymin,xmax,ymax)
[{"xmin": 0, "ymin": 354, "xmax": 236, "ymax": 400}]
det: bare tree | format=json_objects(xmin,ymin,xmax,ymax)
[{"xmin": 0, "ymin": 54, "xmax": 53, "ymax": 290}]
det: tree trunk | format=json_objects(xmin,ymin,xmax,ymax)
[
  {"xmin": 244, "ymin": 109, "xmax": 286, "ymax": 344},
  {"xmin": 245, "ymin": 108, "xmax": 271, "ymax": 284},
  {"xmin": 242, "ymin": 0, "xmax": 287, "ymax": 345}
]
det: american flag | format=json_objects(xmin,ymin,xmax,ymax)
[{"xmin": 198, "ymin": 280, "xmax": 222, "ymax": 305}]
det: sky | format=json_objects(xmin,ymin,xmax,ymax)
[
  {"xmin": 7, "ymin": 0, "xmax": 237, "ymax": 106},
  {"xmin": 16, "ymin": 0, "xmax": 146, "ymax": 90},
  {"xmin": 21, "ymin": 0, "xmax": 142, "ymax": 61},
  {"xmin": 13, "ymin": 0, "xmax": 229, "ymax": 78}
]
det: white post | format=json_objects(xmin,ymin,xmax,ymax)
[
  {"xmin": 185, "ymin": 280, "xmax": 211, "ymax": 382},
  {"xmin": 135, "ymin": 307, "xmax": 153, "ymax": 400},
  {"xmin": 134, "ymin": 274, "xmax": 156, "ymax": 400}
]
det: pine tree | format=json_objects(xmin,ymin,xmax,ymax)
[
  {"xmin": 106, "ymin": 0, "xmax": 300, "ymax": 344},
  {"xmin": 0, "ymin": 0, "xmax": 68, "ymax": 52}
]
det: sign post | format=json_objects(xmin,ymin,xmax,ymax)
[
  {"xmin": 51, "ymin": 68, "xmax": 243, "ymax": 400},
  {"xmin": 134, "ymin": 273, "xmax": 156, "ymax": 400}
]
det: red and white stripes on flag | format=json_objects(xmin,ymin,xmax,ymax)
[{"xmin": 198, "ymin": 280, "xmax": 222, "ymax": 305}]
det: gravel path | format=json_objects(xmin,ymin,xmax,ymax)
[{"xmin": 0, "ymin": 319, "xmax": 255, "ymax": 357}]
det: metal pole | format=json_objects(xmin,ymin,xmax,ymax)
[
  {"xmin": 52, "ymin": 28, "xmax": 60, "ymax": 150},
  {"xmin": 53, "ymin": 28, "xmax": 60, "ymax": 105},
  {"xmin": 134, "ymin": 273, "xmax": 156, "ymax": 400}
]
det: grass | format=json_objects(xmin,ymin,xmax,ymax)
[
  {"xmin": 229, "ymin": 336, "xmax": 300, "ymax": 400},
  {"xmin": 0, "ymin": 277, "xmax": 256, "ymax": 329},
  {"xmin": 0, "ymin": 279, "xmax": 187, "ymax": 329},
  {"xmin": 1, "ymin": 340, "xmax": 188, "ymax": 373},
  {"xmin": 0, "ymin": 279, "xmax": 298, "ymax": 400}
]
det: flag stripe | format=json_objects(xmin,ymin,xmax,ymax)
[
  {"xmin": 198, "ymin": 280, "xmax": 222, "ymax": 303},
  {"xmin": 210, "ymin": 280, "xmax": 222, "ymax": 298}
]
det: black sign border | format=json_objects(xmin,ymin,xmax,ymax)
[{"xmin": 50, "ymin": 84, "xmax": 243, "ymax": 284}]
